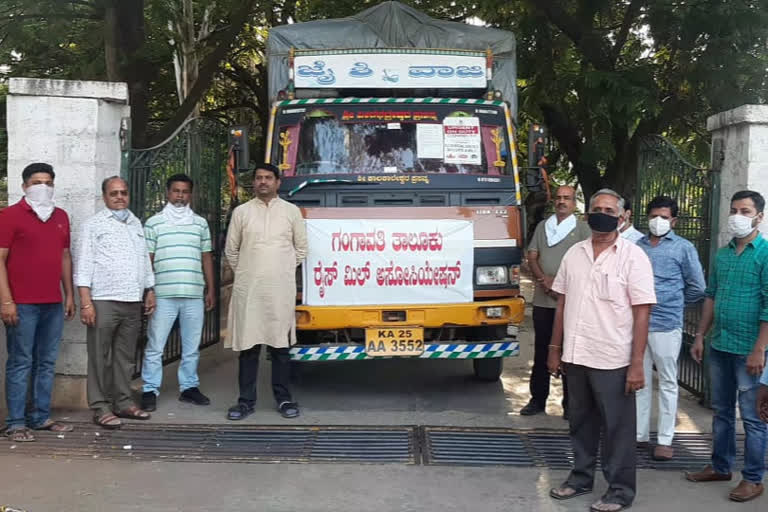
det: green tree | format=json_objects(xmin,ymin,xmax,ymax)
[
  {"xmin": 2, "ymin": 0, "xmax": 766, "ymax": 178},
  {"xmin": 471, "ymin": 0, "xmax": 768, "ymax": 198},
  {"xmin": 1, "ymin": 0, "xmax": 259, "ymax": 147}
]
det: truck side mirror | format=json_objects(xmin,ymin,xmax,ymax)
[
  {"xmin": 229, "ymin": 126, "xmax": 250, "ymax": 172},
  {"xmin": 526, "ymin": 123, "xmax": 550, "ymax": 200}
]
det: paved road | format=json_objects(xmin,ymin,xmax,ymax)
[
  {"xmin": 2, "ymin": 455, "xmax": 764, "ymax": 512},
  {"xmin": 0, "ymin": 278, "xmax": 735, "ymax": 511},
  {"xmin": 27, "ymin": 304, "xmax": 713, "ymax": 432}
]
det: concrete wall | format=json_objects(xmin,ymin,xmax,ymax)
[
  {"xmin": 707, "ymin": 105, "xmax": 768, "ymax": 247},
  {"xmin": 3, "ymin": 78, "xmax": 130, "ymax": 408}
]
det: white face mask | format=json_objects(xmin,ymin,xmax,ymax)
[
  {"xmin": 110, "ymin": 208, "xmax": 131, "ymax": 223},
  {"xmin": 162, "ymin": 202, "xmax": 194, "ymax": 225},
  {"xmin": 24, "ymin": 183, "xmax": 55, "ymax": 222},
  {"xmin": 648, "ymin": 216, "xmax": 671, "ymax": 237},
  {"xmin": 728, "ymin": 214, "xmax": 757, "ymax": 239}
]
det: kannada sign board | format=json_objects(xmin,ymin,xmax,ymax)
[
  {"xmin": 294, "ymin": 53, "xmax": 487, "ymax": 89},
  {"xmin": 304, "ymin": 219, "xmax": 474, "ymax": 306}
]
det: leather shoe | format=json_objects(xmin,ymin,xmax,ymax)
[
  {"xmin": 652, "ymin": 445, "xmax": 674, "ymax": 461},
  {"xmin": 685, "ymin": 465, "xmax": 732, "ymax": 482},
  {"xmin": 729, "ymin": 480, "xmax": 764, "ymax": 502},
  {"xmin": 520, "ymin": 399, "xmax": 545, "ymax": 416},
  {"xmin": 179, "ymin": 387, "xmax": 211, "ymax": 406},
  {"xmin": 141, "ymin": 391, "xmax": 157, "ymax": 412}
]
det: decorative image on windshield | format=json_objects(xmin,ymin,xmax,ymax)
[{"xmin": 274, "ymin": 106, "xmax": 511, "ymax": 176}]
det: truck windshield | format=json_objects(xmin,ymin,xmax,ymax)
[{"xmin": 273, "ymin": 104, "xmax": 513, "ymax": 176}]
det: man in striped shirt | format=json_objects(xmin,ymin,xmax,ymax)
[{"xmin": 140, "ymin": 174, "xmax": 215, "ymax": 411}]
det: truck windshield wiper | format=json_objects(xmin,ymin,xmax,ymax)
[{"xmin": 287, "ymin": 178, "xmax": 379, "ymax": 197}]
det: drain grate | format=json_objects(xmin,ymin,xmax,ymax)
[
  {"xmin": 423, "ymin": 428, "xmax": 767, "ymax": 471},
  {"xmin": 3, "ymin": 424, "xmax": 416, "ymax": 464},
  {"xmin": 424, "ymin": 430, "xmax": 533, "ymax": 467},
  {"xmin": 5, "ymin": 424, "xmax": 766, "ymax": 469}
]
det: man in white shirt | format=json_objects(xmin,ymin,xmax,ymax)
[
  {"xmin": 619, "ymin": 194, "xmax": 644, "ymax": 243},
  {"xmin": 74, "ymin": 176, "xmax": 156, "ymax": 430}
]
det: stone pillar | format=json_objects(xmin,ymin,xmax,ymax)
[
  {"xmin": 707, "ymin": 105, "xmax": 768, "ymax": 247},
  {"xmin": 3, "ymin": 78, "xmax": 130, "ymax": 408}
]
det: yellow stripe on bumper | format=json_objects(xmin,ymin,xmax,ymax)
[{"xmin": 295, "ymin": 298, "xmax": 525, "ymax": 330}]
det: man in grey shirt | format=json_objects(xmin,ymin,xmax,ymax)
[{"xmin": 522, "ymin": 185, "xmax": 591, "ymax": 418}]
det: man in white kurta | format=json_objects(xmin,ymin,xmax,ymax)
[{"xmin": 224, "ymin": 164, "xmax": 307, "ymax": 420}]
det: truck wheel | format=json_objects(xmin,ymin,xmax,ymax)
[{"xmin": 473, "ymin": 358, "xmax": 503, "ymax": 381}]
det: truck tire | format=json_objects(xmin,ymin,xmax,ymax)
[{"xmin": 473, "ymin": 357, "xmax": 503, "ymax": 381}]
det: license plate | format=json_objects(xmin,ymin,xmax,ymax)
[{"xmin": 364, "ymin": 327, "xmax": 425, "ymax": 357}]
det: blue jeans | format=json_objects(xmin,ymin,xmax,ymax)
[
  {"xmin": 709, "ymin": 348, "xmax": 768, "ymax": 483},
  {"xmin": 5, "ymin": 303, "xmax": 64, "ymax": 430},
  {"xmin": 142, "ymin": 297, "xmax": 204, "ymax": 394}
]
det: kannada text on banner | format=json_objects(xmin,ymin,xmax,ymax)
[{"xmin": 304, "ymin": 219, "xmax": 474, "ymax": 306}]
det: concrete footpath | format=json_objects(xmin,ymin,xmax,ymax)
[
  {"xmin": 1, "ymin": 274, "xmax": 755, "ymax": 511},
  {"xmin": 1, "ymin": 455, "xmax": 764, "ymax": 512}
]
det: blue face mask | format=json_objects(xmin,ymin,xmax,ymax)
[{"xmin": 110, "ymin": 208, "xmax": 130, "ymax": 222}]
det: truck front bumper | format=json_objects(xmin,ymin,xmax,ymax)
[
  {"xmin": 295, "ymin": 297, "xmax": 525, "ymax": 330},
  {"xmin": 289, "ymin": 340, "xmax": 519, "ymax": 361}
]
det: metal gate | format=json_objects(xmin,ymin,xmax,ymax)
[
  {"xmin": 125, "ymin": 118, "xmax": 228, "ymax": 374},
  {"xmin": 634, "ymin": 135, "xmax": 719, "ymax": 404}
]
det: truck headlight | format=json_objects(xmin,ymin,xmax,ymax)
[
  {"xmin": 509, "ymin": 265, "xmax": 520, "ymax": 287},
  {"xmin": 476, "ymin": 266, "xmax": 508, "ymax": 285},
  {"xmin": 484, "ymin": 306, "xmax": 505, "ymax": 318}
]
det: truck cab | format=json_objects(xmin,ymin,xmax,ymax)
[{"xmin": 264, "ymin": 3, "xmax": 526, "ymax": 381}]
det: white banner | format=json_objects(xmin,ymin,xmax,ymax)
[
  {"xmin": 304, "ymin": 219, "xmax": 474, "ymax": 306},
  {"xmin": 294, "ymin": 53, "xmax": 487, "ymax": 90}
]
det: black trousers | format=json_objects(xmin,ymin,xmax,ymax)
[
  {"xmin": 564, "ymin": 363, "xmax": 636, "ymax": 507},
  {"xmin": 237, "ymin": 345, "xmax": 292, "ymax": 406},
  {"xmin": 531, "ymin": 306, "xmax": 568, "ymax": 408}
]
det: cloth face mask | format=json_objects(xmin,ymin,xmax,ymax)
[
  {"xmin": 25, "ymin": 183, "xmax": 55, "ymax": 222},
  {"xmin": 587, "ymin": 212, "xmax": 619, "ymax": 233}
]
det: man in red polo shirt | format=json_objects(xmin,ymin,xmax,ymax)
[{"xmin": 0, "ymin": 163, "xmax": 75, "ymax": 442}]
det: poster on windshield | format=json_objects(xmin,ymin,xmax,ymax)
[
  {"xmin": 443, "ymin": 117, "xmax": 482, "ymax": 165},
  {"xmin": 416, "ymin": 123, "xmax": 444, "ymax": 159},
  {"xmin": 303, "ymin": 219, "xmax": 474, "ymax": 306}
]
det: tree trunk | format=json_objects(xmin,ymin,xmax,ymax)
[
  {"xmin": 604, "ymin": 136, "xmax": 639, "ymax": 200},
  {"xmin": 103, "ymin": 0, "xmax": 151, "ymax": 148},
  {"xmin": 104, "ymin": 6, "xmax": 119, "ymax": 81}
]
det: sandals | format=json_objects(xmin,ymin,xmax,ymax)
[
  {"xmin": 549, "ymin": 485, "xmax": 593, "ymax": 501},
  {"xmin": 114, "ymin": 405, "xmax": 151, "ymax": 420},
  {"xmin": 94, "ymin": 412, "xmax": 122, "ymax": 430},
  {"xmin": 33, "ymin": 419, "xmax": 74, "ymax": 432},
  {"xmin": 227, "ymin": 402, "xmax": 254, "ymax": 421},
  {"xmin": 5, "ymin": 427, "xmax": 36, "ymax": 442},
  {"xmin": 590, "ymin": 499, "xmax": 631, "ymax": 512}
]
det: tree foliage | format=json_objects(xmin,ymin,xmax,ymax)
[
  {"xmin": 0, "ymin": 0, "xmax": 766, "ymax": 194},
  {"xmin": 471, "ymin": 0, "xmax": 768, "ymax": 198}
]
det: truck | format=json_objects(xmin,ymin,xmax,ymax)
[{"xmin": 263, "ymin": 1, "xmax": 531, "ymax": 381}]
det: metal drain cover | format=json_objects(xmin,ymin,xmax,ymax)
[{"xmin": 3, "ymin": 423, "xmax": 416, "ymax": 464}]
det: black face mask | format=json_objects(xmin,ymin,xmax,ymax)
[{"xmin": 588, "ymin": 212, "xmax": 619, "ymax": 233}]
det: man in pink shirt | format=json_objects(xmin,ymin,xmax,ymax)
[{"xmin": 546, "ymin": 189, "xmax": 656, "ymax": 512}]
